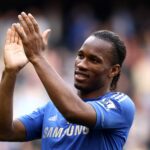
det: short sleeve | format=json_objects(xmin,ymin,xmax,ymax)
[
  {"xmin": 18, "ymin": 102, "xmax": 49, "ymax": 141},
  {"xmin": 87, "ymin": 92, "xmax": 135, "ymax": 129}
]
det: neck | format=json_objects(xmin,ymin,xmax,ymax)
[{"xmin": 77, "ymin": 87, "xmax": 110, "ymax": 99}]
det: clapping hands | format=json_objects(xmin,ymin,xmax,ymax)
[{"xmin": 4, "ymin": 12, "xmax": 50, "ymax": 73}]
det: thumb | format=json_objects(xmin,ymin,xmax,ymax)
[{"xmin": 42, "ymin": 29, "xmax": 51, "ymax": 45}]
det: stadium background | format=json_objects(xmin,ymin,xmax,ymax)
[{"xmin": 0, "ymin": 0, "xmax": 150, "ymax": 149}]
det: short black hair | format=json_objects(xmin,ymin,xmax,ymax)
[{"xmin": 92, "ymin": 30, "xmax": 126, "ymax": 90}]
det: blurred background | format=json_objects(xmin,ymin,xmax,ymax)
[{"xmin": 0, "ymin": 0, "xmax": 150, "ymax": 149}]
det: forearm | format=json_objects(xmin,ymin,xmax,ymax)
[
  {"xmin": 31, "ymin": 56, "xmax": 85, "ymax": 120},
  {"xmin": 0, "ymin": 70, "xmax": 16, "ymax": 132}
]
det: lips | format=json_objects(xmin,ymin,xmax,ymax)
[{"xmin": 74, "ymin": 71, "xmax": 89, "ymax": 81}]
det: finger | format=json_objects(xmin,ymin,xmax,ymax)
[
  {"xmin": 13, "ymin": 23, "xmax": 27, "ymax": 43},
  {"xmin": 10, "ymin": 26, "xmax": 15, "ymax": 43},
  {"xmin": 28, "ymin": 13, "xmax": 40, "ymax": 33},
  {"xmin": 42, "ymin": 29, "xmax": 51, "ymax": 45},
  {"xmin": 14, "ymin": 27, "xmax": 19, "ymax": 44},
  {"xmin": 18, "ymin": 36, "xmax": 23, "ymax": 46},
  {"xmin": 18, "ymin": 26, "xmax": 23, "ymax": 45},
  {"xmin": 16, "ymin": 31, "xmax": 21, "ymax": 45},
  {"xmin": 21, "ymin": 12, "xmax": 35, "ymax": 33},
  {"xmin": 5, "ymin": 28, "xmax": 11, "ymax": 45},
  {"xmin": 18, "ymin": 13, "xmax": 30, "ymax": 35}
]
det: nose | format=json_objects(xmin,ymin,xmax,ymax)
[{"xmin": 76, "ymin": 58, "xmax": 88, "ymax": 70}]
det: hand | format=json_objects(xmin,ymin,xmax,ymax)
[
  {"xmin": 14, "ymin": 12, "xmax": 50, "ymax": 63},
  {"xmin": 4, "ymin": 26, "xmax": 28, "ymax": 72}
]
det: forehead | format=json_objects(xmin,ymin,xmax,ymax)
[{"xmin": 80, "ymin": 36, "xmax": 113, "ymax": 55}]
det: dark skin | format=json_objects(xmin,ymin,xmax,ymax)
[
  {"xmin": 0, "ymin": 12, "xmax": 120, "ymax": 141},
  {"xmin": 74, "ymin": 35, "xmax": 120, "ymax": 98}
]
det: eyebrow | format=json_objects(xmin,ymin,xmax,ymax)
[
  {"xmin": 90, "ymin": 54, "xmax": 104, "ymax": 62},
  {"xmin": 78, "ymin": 49, "xmax": 104, "ymax": 62}
]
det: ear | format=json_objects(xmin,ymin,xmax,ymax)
[{"xmin": 108, "ymin": 64, "xmax": 121, "ymax": 78}]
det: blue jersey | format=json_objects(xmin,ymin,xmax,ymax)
[{"xmin": 19, "ymin": 92, "xmax": 135, "ymax": 150}]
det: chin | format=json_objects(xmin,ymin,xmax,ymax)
[
  {"xmin": 74, "ymin": 83, "xmax": 91, "ymax": 93},
  {"xmin": 74, "ymin": 82, "xmax": 84, "ymax": 90}
]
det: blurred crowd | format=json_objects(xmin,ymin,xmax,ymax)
[{"xmin": 0, "ymin": 0, "xmax": 150, "ymax": 149}]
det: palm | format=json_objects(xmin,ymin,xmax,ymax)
[
  {"xmin": 4, "ymin": 28, "xmax": 28, "ymax": 71},
  {"xmin": 4, "ymin": 43, "xmax": 28, "ymax": 70}
]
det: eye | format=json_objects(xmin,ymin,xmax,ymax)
[
  {"xmin": 77, "ymin": 51, "xmax": 84, "ymax": 59},
  {"xmin": 90, "ymin": 56, "xmax": 101, "ymax": 64}
]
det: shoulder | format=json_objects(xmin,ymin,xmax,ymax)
[
  {"xmin": 101, "ymin": 92, "xmax": 136, "ymax": 127},
  {"xmin": 108, "ymin": 92, "xmax": 135, "ymax": 109},
  {"xmin": 102, "ymin": 92, "xmax": 135, "ymax": 111},
  {"xmin": 97, "ymin": 92, "xmax": 136, "ymax": 119},
  {"xmin": 106, "ymin": 92, "xmax": 136, "ymax": 123},
  {"xmin": 88, "ymin": 92, "xmax": 135, "ymax": 113},
  {"xmin": 87, "ymin": 92, "xmax": 135, "ymax": 129}
]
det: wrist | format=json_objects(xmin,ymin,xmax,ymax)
[
  {"xmin": 29, "ymin": 54, "xmax": 46, "ymax": 65},
  {"xmin": 1, "ymin": 70, "xmax": 17, "ymax": 82},
  {"xmin": 3, "ymin": 68, "xmax": 18, "ymax": 76}
]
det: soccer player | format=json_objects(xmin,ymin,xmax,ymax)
[{"xmin": 0, "ymin": 12, "xmax": 135, "ymax": 150}]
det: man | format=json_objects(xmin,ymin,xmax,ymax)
[{"xmin": 0, "ymin": 12, "xmax": 135, "ymax": 149}]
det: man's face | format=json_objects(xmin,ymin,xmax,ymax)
[{"xmin": 74, "ymin": 36, "xmax": 113, "ymax": 93}]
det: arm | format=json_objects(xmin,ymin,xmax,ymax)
[
  {"xmin": 14, "ymin": 12, "xmax": 96, "ymax": 127},
  {"xmin": 0, "ymin": 27, "xmax": 28, "ymax": 141}
]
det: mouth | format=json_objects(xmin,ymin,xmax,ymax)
[{"xmin": 74, "ymin": 71, "xmax": 89, "ymax": 81}]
